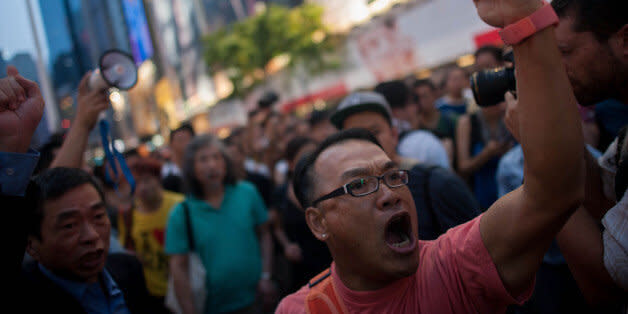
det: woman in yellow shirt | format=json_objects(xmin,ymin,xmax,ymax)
[{"xmin": 119, "ymin": 157, "xmax": 184, "ymax": 313}]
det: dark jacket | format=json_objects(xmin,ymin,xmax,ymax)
[{"xmin": 21, "ymin": 253, "xmax": 152, "ymax": 314}]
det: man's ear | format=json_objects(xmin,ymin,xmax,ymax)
[
  {"xmin": 391, "ymin": 126, "xmax": 400, "ymax": 147},
  {"xmin": 26, "ymin": 236, "xmax": 41, "ymax": 261},
  {"xmin": 612, "ymin": 24, "xmax": 628, "ymax": 58},
  {"xmin": 305, "ymin": 207, "xmax": 328, "ymax": 241}
]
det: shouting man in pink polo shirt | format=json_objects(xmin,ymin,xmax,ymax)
[{"xmin": 276, "ymin": 0, "xmax": 586, "ymax": 313}]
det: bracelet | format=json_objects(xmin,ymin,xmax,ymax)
[{"xmin": 499, "ymin": 2, "xmax": 559, "ymax": 46}]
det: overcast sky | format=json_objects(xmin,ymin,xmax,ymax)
[{"xmin": 0, "ymin": 0, "xmax": 47, "ymax": 61}]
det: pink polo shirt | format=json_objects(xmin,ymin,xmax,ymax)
[{"xmin": 276, "ymin": 215, "xmax": 532, "ymax": 314}]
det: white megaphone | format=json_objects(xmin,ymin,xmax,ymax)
[
  {"xmin": 89, "ymin": 49, "xmax": 138, "ymax": 92},
  {"xmin": 88, "ymin": 49, "xmax": 138, "ymax": 120}
]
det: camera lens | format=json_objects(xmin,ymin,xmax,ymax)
[{"xmin": 470, "ymin": 67, "xmax": 516, "ymax": 107}]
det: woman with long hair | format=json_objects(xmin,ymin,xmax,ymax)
[{"xmin": 165, "ymin": 135, "xmax": 275, "ymax": 314}]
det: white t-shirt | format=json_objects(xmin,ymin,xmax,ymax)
[
  {"xmin": 161, "ymin": 162, "xmax": 181, "ymax": 178},
  {"xmin": 600, "ymin": 138, "xmax": 628, "ymax": 293},
  {"xmin": 602, "ymin": 191, "xmax": 628, "ymax": 291},
  {"xmin": 397, "ymin": 130, "xmax": 450, "ymax": 169}
]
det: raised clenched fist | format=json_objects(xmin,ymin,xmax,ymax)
[
  {"xmin": 472, "ymin": 0, "xmax": 544, "ymax": 28},
  {"xmin": 0, "ymin": 66, "xmax": 45, "ymax": 153}
]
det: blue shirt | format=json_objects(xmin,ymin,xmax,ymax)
[
  {"xmin": 38, "ymin": 264, "xmax": 130, "ymax": 314},
  {"xmin": 0, "ymin": 149, "xmax": 39, "ymax": 196},
  {"xmin": 435, "ymin": 97, "xmax": 468, "ymax": 117},
  {"xmin": 165, "ymin": 181, "xmax": 268, "ymax": 313},
  {"xmin": 496, "ymin": 145, "xmax": 602, "ymax": 265}
]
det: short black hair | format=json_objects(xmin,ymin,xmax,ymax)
[
  {"xmin": 223, "ymin": 127, "xmax": 245, "ymax": 147},
  {"xmin": 123, "ymin": 148, "xmax": 139, "ymax": 159},
  {"xmin": 413, "ymin": 79, "xmax": 436, "ymax": 91},
  {"xmin": 258, "ymin": 91, "xmax": 279, "ymax": 108},
  {"xmin": 284, "ymin": 136, "xmax": 316, "ymax": 163},
  {"xmin": 308, "ymin": 110, "xmax": 332, "ymax": 127},
  {"xmin": 552, "ymin": 0, "xmax": 628, "ymax": 41},
  {"xmin": 292, "ymin": 129, "xmax": 383, "ymax": 208},
  {"xmin": 474, "ymin": 45, "xmax": 503, "ymax": 63},
  {"xmin": 169, "ymin": 123, "xmax": 195, "ymax": 143},
  {"xmin": 374, "ymin": 80, "xmax": 410, "ymax": 109},
  {"xmin": 34, "ymin": 132, "xmax": 65, "ymax": 175},
  {"xmin": 30, "ymin": 168, "xmax": 106, "ymax": 239}
]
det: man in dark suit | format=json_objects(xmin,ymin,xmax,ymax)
[{"xmin": 22, "ymin": 167, "xmax": 152, "ymax": 314}]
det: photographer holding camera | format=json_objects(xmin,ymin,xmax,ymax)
[
  {"xmin": 549, "ymin": 0, "xmax": 628, "ymax": 309},
  {"xmin": 471, "ymin": 0, "xmax": 627, "ymax": 309}
]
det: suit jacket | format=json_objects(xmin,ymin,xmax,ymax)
[{"xmin": 21, "ymin": 253, "xmax": 153, "ymax": 314}]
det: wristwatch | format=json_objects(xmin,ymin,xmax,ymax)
[
  {"xmin": 261, "ymin": 272, "xmax": 272, "ymax": 280},
  {"xmin": 499, "ymin": 2, "xmax": 559, "ymax": 45}
]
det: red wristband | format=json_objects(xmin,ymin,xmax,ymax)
[{"xmin": 499, "ymin": 2, "xmax": 559, "ymax": 45}]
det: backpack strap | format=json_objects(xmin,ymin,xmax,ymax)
[
  {"xmin": 181, "ymin": 201, "xmax": 196, "ymax": 251},
  {"xmin": 305, "ymin": 268, "xmax": 349, "ymax": 314},
  {"xmin": 420, "ymin": 165, "xmax": 444, "ymax": 235}
]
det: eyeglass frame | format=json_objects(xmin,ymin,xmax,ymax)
[{"xmin": 311, "ymin": 169, "xmax": 410, "ymax": 206}]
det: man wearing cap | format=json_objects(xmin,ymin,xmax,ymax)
[
  {"xmin": 276, "ymin": 0, "xmax": 585, "ymax": 312},
  {"xmin": 329, "ymin": 91, "xmax": 481, "ymax": 240},
  {"xmin": 373, "ymin": 81, "xmax": 451, "ymax": 169}
]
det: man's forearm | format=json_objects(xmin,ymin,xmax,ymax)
[
  {"xmin": 556, "ymin": 207, "xmax": 624, "ymax": 305},
  {"xmin": 516, "ymin": 28, "xmax": 584, "ymax": 206},
  {"xmin": 260, "ymin": 226, "xmax": 273, "ymax": 275},
  {"xmin": 50, "ymin": 124, "xmax": 90, "ymax": 169}
]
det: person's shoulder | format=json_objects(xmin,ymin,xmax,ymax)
[
  {"xmin": 435, "ymin": 97, "xmax": 448, "ymax": 107},
  {"xmin": 21, "ymin": 260, "xmax": 43, "ymax": 282},
  {"xmin": 276, "ymin": 284, "xmax": 310, "ymax": 314},
  {"xmin": 399, "ymin": 130, "xmax": 441, "ymax": 147},
  {"xmin": 233, "ymin": 180, "xmax": 259, "ymax": 194},
  {"xmin": 163, "ymin": 190, "xmax": 185, "ymax": 204},
  {"xmin": 499, "ymin": 145, "xmax": 523, "ymax": 166},
  {"xmin": 410, "ymin": 165, "xmax": 451, "ymax": 186},
  {"xmin": 107, "ymin": 252, "xmax": 142, "ymax": 271}
]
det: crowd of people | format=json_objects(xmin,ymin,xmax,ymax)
[{"xmin": 2, "ymin": 0, "xmax": 627, "ymax": 313}]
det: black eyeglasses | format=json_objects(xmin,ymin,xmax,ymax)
[{"xmin": 312, "ymin": 169, "xmax": 409, "ymax": 206}]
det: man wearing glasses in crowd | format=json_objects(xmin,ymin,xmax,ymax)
[{"xmin": 276, "ymin": 0, "xmax": 586, "ymax": 312}]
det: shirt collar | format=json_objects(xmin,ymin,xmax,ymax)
[{"xmin": 38, "ymin": 263, "xmax": 122, "ymax": 300}]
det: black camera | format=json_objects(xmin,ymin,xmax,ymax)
[{"xmin": 470, "ymin": 66, "xmax": 516, "ymax": 107}]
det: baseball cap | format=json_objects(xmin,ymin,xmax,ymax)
[{"xmin": 331, "ymin": 91, "xmax": 393, "ymax": 129}]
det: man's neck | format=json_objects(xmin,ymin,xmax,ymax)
[
  {"xmin": 421, "ymin": 107, "xmax": 440, "ymax": 125},
  {"xmin": 447, "ymin": 93, "xmax": 464, "ymax": 103},
  {"xmin": 333, "ymin": 262, "xmax": 392, "ymax": 291}
]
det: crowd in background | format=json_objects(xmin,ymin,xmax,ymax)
[{"xmin": 2, "ymin": 0, "xmax": 627, "ymax": 313}]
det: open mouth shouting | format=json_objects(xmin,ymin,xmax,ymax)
[{"xmin": 384, "ymin": 211, "xmax": 417, "ymax": 254}]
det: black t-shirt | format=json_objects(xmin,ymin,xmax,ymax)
[
  {"xmin": 407, "ymin": 165, "xmax": 482, "ymax": 240},
  {"xmin": 246, "ymin": 171, "xmax": 274, "ymax": 207},
  {"xmin": 272, "ymin": 184, "xmax": 332, "ymax": 287}
]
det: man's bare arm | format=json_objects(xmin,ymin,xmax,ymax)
[
  {"xmin": 556, "ymin": 207, "xmax": 624, "ymax": 305},
  {"xmin": 474, "ymin": 2, "xmax": 584, "ymax": 296},
  {"xmin": 50, "ymin": 72, "xmax": 108, "ymax": 169}
]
